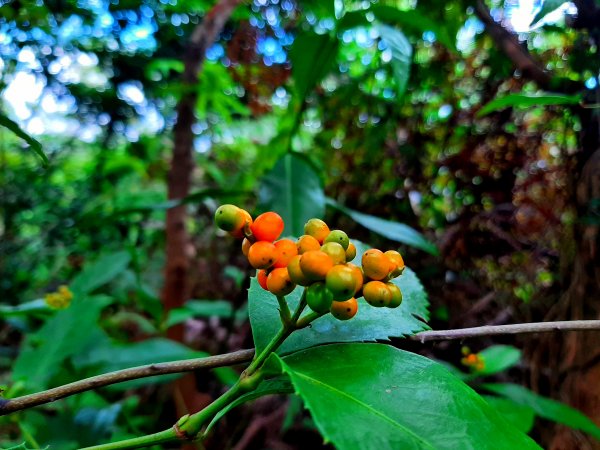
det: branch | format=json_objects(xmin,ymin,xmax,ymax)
[
  {"xmin": 410, "ymin": 320, "xmax": 600, "ymax": 343},
  {"xmin": 0, "ymin": 349, "xmax": 254, "ymax": 416}
]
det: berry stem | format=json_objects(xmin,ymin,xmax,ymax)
[
  {"xmin": 80, "ymin": 428, "xmax": 178, "ymax": 450},
  {"xmin": 295, "ymin": 310, "xmax": 327, "ymax": 329},
  {"xmin": 276, "ymin": 295, "xmax": 292, "ymax": 325}
]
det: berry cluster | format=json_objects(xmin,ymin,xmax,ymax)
[
  {"xmin": 214, "ymin": 205, "xmax": 406, "ymax": 321},
  {"xmin": 44, "ymin": 285, "xmax": 73, "ymax": 310},
  {"xmin": 461, "ymin": 347, "xmax": 485, "ymax": 372}
]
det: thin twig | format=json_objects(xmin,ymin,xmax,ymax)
[
  {"xmin": 0, "ymin": 349, "xmax": 255, "ymax": 416},
  {"xmin": 410, "ymin": 320, "xmax": 600, "ymax": 343}
]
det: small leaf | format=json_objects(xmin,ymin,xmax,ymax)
[
  {"xmin": 166, "ymin": 300, "xmax": 234, "ymax": 327},
  {"xmin": 0, "ymin": 112, "xmax": 48, "ymax": 166},
  {"xmin": 204, "ymin": 377, "xmax": 294, "ymax": 435},
  {"xmin": 249, "ymin": 241, "xmax": 429, "ymax": 355},
  {"xmin": 530, "ymin": 0, "xmax": 567, "ymax": 27},
  {"xmin": 483, "ymin": 396, "xmax": 535, "ymax": 434},
  {"xmin": 478, "ymin": 345, "xmax": 522, "ymax": 376},
  {"xmin": 326, "ymin": 198, "xmax": 438, "ymax": 255},
  {"xmin": 278, "ymin": 344, "xmax": 540, "ymax": 450},
  {"xmin": 259, "ymin": 153, "xmax": 325, "ymax": 237},
  {"xmin": 483, "ymin": 383, "xmax": 600, "ymax": 441},
  {"xmin": 378, "ymin": 24, "xmax": 412, "ymax": 98},
  {"xmin": 70, "ymin": 251, "xmax": 131, "ymax": 296},
  {"xmin": 477, "ymin": 93, "xmax": 581, "ymax": 117}
]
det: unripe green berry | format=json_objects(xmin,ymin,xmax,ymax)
[
  {"xmin": 306, "ymin": 282, "xmax": 334, "ymax": 313},
  {"xmin": 326, "ymin": 265, "xmax": 357, "ymax": 301},
  {"xmin": 214, "ymin": 204, "xmax": 244, "ymax": 232},
  {"xmin": 321, "ymin": 242, "xmax": 346, "ymax": 265},
  {"xmin": 386, "ymin": 283, "xmax": 403, "ymax": 308},
  {"xmin": 324, "ymin": 229, "xmax": 349, "ymax": 250}
]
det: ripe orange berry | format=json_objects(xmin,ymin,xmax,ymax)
[
  {"xmin": 215, "ymin": 204, "xmax": 244, "ymax": 232},
  {"xmin": 229, "ymin": 209, "xmax": 253, "ymax": 238},
  {"xmin": 320, "ymin": 242, "xmax": 346, "ymax": 265},
  {"xmin": 330, "ymin": 297, "xmax": 358, "ymax": 320},
  {"xmin": 299, "ymin": 250, "xmax": 334, "ymax": 281},
  {"xmin": 326, "ymin": 265, "xmax": 357, "ymax": 301},
  {"xmin": 247, "ymin": 241, "xmax": 278, "ymax": 270},
  {"xmin": 297, "ymin": 235, "xmax": 321, "ymax": 254},
  {"xmin": 257, "ymin": 269, "xmax": 269, "ymax": 290},
  {"xmin": 346, "ymin": 263, "xmax": 364, "ymax": 294},
  {"xmin": 361, "ymin": 249, "xmax": 391, "ymax": 281},
  {"xmin": 251, "ymin": 212, "xmax": 284, "ymax": 242},
  {"xmin": 242, "ymin": 238, "xmax": 252, "ymax": 257},
  {"xmin": 304, "ymin": 218, "xmax": 330, "ymax": 244},
  {"xmin": 273, "ymin": 239, "xmax": 298, "ymax": 268},
  {"xmin": 345, "ymin": 242, "xmax": 357, "ymax": 262},
  {"xmin": 287, "ymin": 255, "xmax": 311, "ymax": 286},
  {"xmin": 384, "ymin": 250, "xmax": 405, "ymax": 277},
  {"xmin": 324, "ymin": 229, "xmax": 349, "ymax": 250},
  {"xmin": 363, "ymin": 281, "xmax": 391, "ymax": 307},
  {"xmin": 267, "ymin": 268, "xmax": 296, "ymax": 296},
  {"xmin": 386, "ymin": 283, "xmax": 403, "ymax": 308}
]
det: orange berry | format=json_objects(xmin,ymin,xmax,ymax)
[
  {"xmin": 267, "ymin": 267, "xmax": 296, "ymax": 296},
  {"xmin": 299, "ymin": 250, "xmax": 334, "ymax": 281},
  {"xmin": 345, "ymin": 242, "xmax": 357, "ymax": 262},
  {"xmin": 330, "ymin": 297, "xmax": 358, "ymax": 320},
  {"xmin": 257, "ymin": 269, "xmax": 269, "ymax": 290},
  {"xmin": 384, "ymin": 250, "xmax": 405, "ymax": 277},
  {"xmin": 361, "ymin": 249, "xmax": 391, "ymax": 281},
  {"xmin": 297, "ymin": 235, "xmax": 321, "ymax": 254},
  {"xmin": 273, "ymin": 239, "xmax": 298, "ymax": 268},
  {"xmin": 229, "ymin": 209, "xmax": 253, "ymax": 238},
  {"xmin": 242, "ymin": 238, "xmax": 252, "ymax": 257},
  {"xmin": 346, "ymin": 263, "xmax": 364, "ymax": 294},
  {"xmin": 363, "ymin": 280, "xmax": 391, "ymax": 307},
  {"xmin": 304, "ymin": 218, "xmax": 330, "ymax": 244},
  {"xmin": 247, "ymin": 241, "xmax": 278, "ymax": 270},
  {"xmin": 321, "ymin": 242, "xmax": 346, "ymax": 265},
  {"xmin": 250, "ymin": 212, "xmax": 284, "ymax": 242},
  {"xmin": 287, "ymin": 255, "xmax": 311, "ymax": 286}
]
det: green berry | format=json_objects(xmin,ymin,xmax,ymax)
[
  {"xmin": 321, "ymin": 242, "xmax": 346, "ymax": 265},
  {"xmin": 215, "ymin": 204, "xmax": 243, "ymax": 232},
  {"xmin": 324, "ymin": 229, "xmax": 349, "ymax": 250},
  {"xmin": 325, "ymin": 265, "xmax": 357, "ymax": 301},
  {"xmin": 386, "ymin": 283, "xmax": 403, "ymax": 308},
  {"xmin": 306, "ymin": 282, "xmax": 334, "ymax": 313}
]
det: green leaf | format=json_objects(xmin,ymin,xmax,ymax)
[
  {"xmin": 12, "ymin": 296, "xmax": 112, "ymax": 390},
  {"xmin": 258, "ymin": 153, "xmax": 325, "ymax": 237},
  {"xmin": 165, "ymin": 300, "xmax": 234, "ymax": 327},
  {"xmin": 378, "ymin": 24, "xmax": 412, "ymax": 99},
  {"xmin": 483, "ymin": 396, "xmax": 535, "ymax": 434},
  {"xmin": 0, "ymin": 112, "xmax": 48, "ymax": 166},
  {"xmin": 482, "ymin": 383, "xmax": 600, "ymax": 440},
  {"xmin": 0, "ymin": 299, "xmax": 50, "ymax": 318},
  {"xmin": 277, "ymin": 344, "xmax": 540, "ymax": 450},
  {"xmin": 204, "ymin": 377, "xmax": 294, "ymax": 435},
  {"xmin": 326, "ymin": 198, "xmax": 438, "ymax": 255},
  {"xmin": 249, "ymin": 241, "xmax": 429, "ymax": 355},
  {"xmin": 530, "ymin": 0, "xmax": 567, "ymax": 27},
  {"xmin": 477, "ymin": 345, "xmax": 522, "ymax": 376},
  {"xmin": 70, "ymin": 251, "xmax": 131, "ymax": 296},
  {"xmin": 290, "ymin": 30, "xmax": 339, "ymax": 100},
  {"xmin": 477, "ymin": 93, "xmax": 581, "ymax": 117}
]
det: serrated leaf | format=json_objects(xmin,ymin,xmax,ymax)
[
  {"xmin": 258, "ymin": 153, "xmax": 325, "ymax": 237},
  {"xmin": 278, "ymin": 344, "xmax": 540, "ymax": 450},
  {"xmin": 483, "ymin": 383, "xmax": 600, "ymax": 440},
  {"xmin": 483, "ymin": 396, "xmax": 535, "ymax": 434},
  {"xmin": 70, "ymin": 251, "xmax": 131, "ymax": 296},
  {"xmin": 0, "ymin": 112, "xmax": 48, "ymax": 166},
  {"xmin": 378, "ymin": 24, "xmax": 412, "ymax": 98},
  {"xmin": 530, "ymin": 0, "xmax": 567, "ymax": 27},
  {"xmin": 326, "ymin": 198, "xmax": 438, "ymax": 255},
  {"xmin": 249, "ymin": 241, "xmax": 429, "ymax": 355},
  {"xmin": 477, "ymin": 345, "xmax": 521, "ymax": 376},
  {"xmin": 477, "ymin": 93, "xmax": 581, "ymax": 117}
]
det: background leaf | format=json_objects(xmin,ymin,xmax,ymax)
[
  {"xmin": 477, "ymin": 93, "xmax": 581, "ymax": 117},
  {"xmin": 477, "ymin": 345, "xmax": 522, "ymax": 376},
  {"xmin": 249, "ymin": 241, "xmax": 429, "ymax": 355},
  {"xmin": 165, "ymin": 299, "xmax": 234, "ymax": 327},
  {"xmin": 483, "ymin": 396, "xmax": 535, "ymax": 434},
  {"xmin": 70, "ymin": 251, "xmax": 131, "ymax": 296},
  {"xmin": 483, "ymin": 383, "xmax": 600, "ymax": 440},
  {"xmin": 259, "ymin": 153, "xmax": 325, "ymax": 237},
  {"xmin": 278, "ymin": 344, "xmax": 540, "ymax": 450},
  {"xmin": 326, "ymin": 198, "xmax": 438, "ymax": 255},
  {"xmin": 0, "ymin": 112, "xmax": 48, "ymax": 166},
  {"xmin": 377, "ymin": 24, "xmax": 412, "ymax": 99}
]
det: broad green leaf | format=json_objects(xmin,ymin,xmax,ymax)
[
  {"xmin": 483, "ymin": 396, "xmax": 535, "ymax": 434},
  {"xmin": 477, "ymin": 345, "xmax": 522, "ymax": 376},
  {"xmin": 204, "ymin": 377, "xmax": 294, "ymax": 435},
  {"xmin": 258, "ymin": 153, "xmax": 325, "ymax": 237},
  {"xmin": 290, "ymin": 30, "xmax": 339, "ymax": 100},
  {"xmin": 483, "ymin": 383, "xmax": 600, "ymax": 440},
  {"xmin": 530, "ymin": 0, "xmax": 567, "ymax": 26},
  {"xmin": 70, "ymin": 251, "xmax": 131, "ymax": 296},
  {"xmin": 166, "ymin": 300, "xmax": 234, "ymax": 327},
  {"xmin": 277, "ymin": 344, "xmax": 540, "ymax": 450},
  {"xmin": 378, "ymin": 24, "xmax": 412, "ymax": 99},
  {"xmin": 477, "ymin": 93, "xmax": 581, "ymax": 117},
  {"xmin": 0, "ymin": 112, "xmax": 48, "ymax": 166},
  {"xmin": 249, "ymin": 241, "xmax": 429, "ymax": 355},
  {"xmin": 326, "ymin": 198, "xmax": 438, "ymax": 255},
  {"xmin": 12, "ymin": 296, "xmax": 112, "ymax": 390}
]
